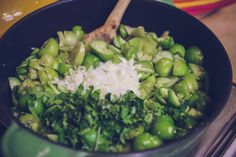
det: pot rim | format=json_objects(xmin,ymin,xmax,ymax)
[{"xmin": 0, "ymin": 0, "xmax": 232, "ymax": 156}]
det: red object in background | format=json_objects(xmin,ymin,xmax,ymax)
[{"xmin": 174, "ymin": 0, "xmax": 236, "ymax": 15}]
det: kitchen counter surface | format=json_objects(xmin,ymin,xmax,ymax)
[{"xmin": 197, "ymin": 2, "xmax": 236, "ymax": 85}]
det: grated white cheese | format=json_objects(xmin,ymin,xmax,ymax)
[{"xmin": 54, "ymin": 58, "xmax": 140, "ymax": 98}]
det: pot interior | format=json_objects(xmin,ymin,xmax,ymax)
[{"xmin": 0, "ymin": 0, "xmax": 232, "ymax": 154}]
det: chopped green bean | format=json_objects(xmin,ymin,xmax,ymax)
[
  {"xmin": 19, "ymin": 114, "xmax": 39, "ymax": 131},
  {"xmin": 9, "ymin": 24, "xmax": 210, "ymax": 153},
  {"xmin": 72, "ymin": 25, "xmax": 85, "ymax": 40},
  {"xmin": 90, "ymin": 40, "xmax": 115, "ymax": 61},
  {"xmin": 158, "ymin": 35, "xmax": 174, "ymax": 49},
  {"xmin": 119, "ymin": 24, "xmax": 128, "ymax": 38},
  {"xmin": 71, "ymin": 42, "xmax": 85, "ymax": 66},
  {"xmin": 82, "ymin": 53, "xmax": 100, "ymax": 69},
  {"xmin": 173, "ymin": 59, "xmax": 188, "ymax": 76},
  {"xmin": 185, "ymin": 46, "xmax": 203, "ymax": 65},
  {"xmin": 155, "ymin": 58, "xmax": 173, "ymax": 77},
  {"xmin": 39, "ymin": 38, "xmax": 59, "ymax": 57},
  {"xmin": 170, "ymin": 43, "xmax": 185, "ymax": 57}
]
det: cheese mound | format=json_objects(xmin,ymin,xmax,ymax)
[{"xmin": 54, "ymin": 58, "xmax": 140, "ymax": 98}]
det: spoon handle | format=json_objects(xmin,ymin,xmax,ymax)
[
  {"xmin": 84, "ymin": 0, "xmax": 132, "ymax": 43},
  {"xmin": 105, "ymin": 0, "xmax": 132, "ymax": 27}
]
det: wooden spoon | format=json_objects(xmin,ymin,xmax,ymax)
[{"xmin": 84, "ymin": 0, "xmax": 132, "ymax": 43}]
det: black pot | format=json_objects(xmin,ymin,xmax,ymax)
[{"xmin": 0, "ymin": 0, "xmax": 232, "ymax": 157}]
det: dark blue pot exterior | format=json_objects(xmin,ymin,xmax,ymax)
[{"xmin": 0, "ymin": 0, "xmax": 232, "ymax": 157}]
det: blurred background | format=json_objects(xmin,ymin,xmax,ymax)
[
  {"xmin": 0, "ymin": 0, "xmax": 235, "ymax": 82},
  {"xmin": 0, "ymin": 0, "xmax": 236, "ymax": 156}
]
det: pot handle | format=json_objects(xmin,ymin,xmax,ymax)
[
  {"xmin": 1, "ymin": 122, "xmax": 19, "ymax": 157},
  {"xmin": 1, "ymin": 122, "xmax": 77, "ymax": 157}
]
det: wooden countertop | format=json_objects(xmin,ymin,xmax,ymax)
[
  {"xmin": 197, "ymin": 3, "xmax": 236, "ymax": 84},
  {"xmin": 193, "ymin": 86, "xmax": 236, "ymax": 157}
]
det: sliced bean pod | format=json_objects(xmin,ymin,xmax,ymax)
[
  {"xmin": 45, "ymin": 68, "xmax": 59, "ymax": 81},
  {"xmin": 29, "ymin": 59, "xmax": 43, "ymax": 70},
  {"xmin": 72, "ymin": 25, "xmax": 85, "ymax": 40},
  {"xmin": 71, "ymin": 42, "xmax": 85, "ymax": 66},
  {"xmin": 188, "ymin": 63, "xmax": 206, "ymax": 80},
  {"xmin": 155, "ymin": 88, "xmax": 169, "ymax": 104},
  {"xmin": 140, "ymin": 75, "xmax": 156, "ymax": 99},
  {"xmin": 155, "ymin": 58, "xmax": 173, "ymax": 77},
  {"xmin": 38, "ymin": 70, "xmax": 48, "ymax": 83},
  {"xmin": 173, "ymin": 59, "xmax": 188, "ymax": 76},
  {"xmin": 80, "ymin": 128, "xmax": 97, "ymax": 148},
  {"xmin": 29, "ymin": 68, "xmax": 38, "ymax": 80},
  {"xmin": 16, "ymin": 67, "xmax": 28, "ymax": 75},
  {"xmin": 158, "ymin": 34, "xmax": 174, "ymax": 49},
  {"xmin": 133, "ymin": 133, "xmax": 163, "ymax": 151},
  {"xmin": 131, "ymin": 26, "xmax": 146, "ymax": 38},
  {"xmin": 19, "ymin": 94, "xmax": 31, "ymax": 108},
  {"xmin": 119, "ymin": 24, "xmax": 128, "ymax": 38},
  {"xmin": 58, "ymin": 63, "xmax": 72, "ymax": 76},
  {"xmin": 146, "ymin": 32, "xmax": 158, "ymax": 42},
  {"xmin": 170, "ymin": 43, "xmax": 185, "ymax": 57},
  {"xmin": 153, "ymin": 51, "xmax": 173, "ymax": 63},
  {"xmin": 28, "ymin": 99, "xmax": 44, "ymax": 116},
  {"xmin": 151, "ymin": 115, "xmax": 176, "ymax": 140},
  {"xmin": 155, "ymin": 77, "xmax": 179, "ymax": 89},
  {"xmin": 113, "ymin": 35, "xmax": 126, "ymax": 48},
  {"xmin": 57, "ymin": 31, "xmax": 78, "ymax": 51},
  {"xmin": 8, "ymin": 77, "xmax": 21, "ymax": 89},
  {"xmin": 127, "ymin": 37, "xmax": 157, "ymax": 61},
  {"xmin": 82, "ymin": 53, "xmax": 100, "ymax": 69},
  {"xmin": 168, "ymin": 89, "xmax": 181, "ymax": 107},
  {"xmin": 19, "ymin": 114, "xmax": 39, "ymax": 131},
  {"xmin": 40, "ymin": 54, "xmax": 56, "ymax": 68},
  {"xmin": 135, "ymin": 61, "xmax": 154, "ymax": 81},
  {"xmin": 90, "ymin": 40, "xmax": 115, "ymax": 61},
  {"xmin": 108, "ymin": 45, "xmax": 121, "ymax": 54},
  {"xmin": 39, "ymin": 38, "xmax": 59, "ymax": 57},
  {"xmin": 174, "ymin": 74, "xmax": 198, "ymax": 94},
  {"xmin": 186, "ymin": 108, "xmax": 203, "ymax": 118},
  {"xmin": 185, "ymin": 46, "xmax": 203, "ymax": 65}
]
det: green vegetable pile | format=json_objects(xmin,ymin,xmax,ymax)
[{"xmin": 9, "ymin": 25, "xmax": 210, "ymax": 152}]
